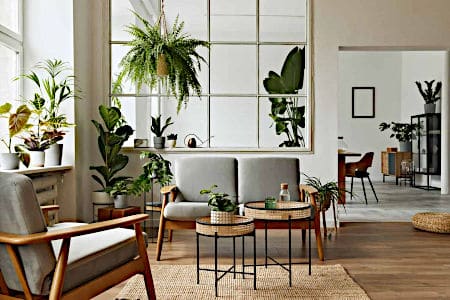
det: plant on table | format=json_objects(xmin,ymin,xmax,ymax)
[
  {"xmin": 415, "ymin": 80, "xmax": 441, "ymax": 104},
  {"xmin": 200, "ymin": 184, "xmax": 237, "ymax": 212},
  {"xmin": 90, "ymin": 105, "xmax": 134, "ymax": 194},
  {"xmin": 263, "ymin": 46, "xmax": 306, "ymax": 147},
  {"xmin": 379, "ymin": 122, "xmax": 419, "ymax": 143},
  {"xmin": 116, "ymin": 7, "xmax": 209, "ymax": 113}
]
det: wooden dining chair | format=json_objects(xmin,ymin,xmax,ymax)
[{"xmin": 345, "ymin": 152, "xmax": 379, "ymax": 204}]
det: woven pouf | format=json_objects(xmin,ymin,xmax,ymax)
[{"xmin": 412, "ymin": 212, "xmax": 450, "ymax": 233}]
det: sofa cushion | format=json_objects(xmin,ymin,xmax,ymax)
[
  {"xmin": 175, "ymin": 157, "xmax": 237, "ymax": 202},
  {"xmin": 49, "ymin": 224, "xmax": 137, "ymax": 292},
  {"xmin": 164, "ymin": 202, "xmax": 211, "ymax": 221},
  {"xmin": 238, "ymin": 157, "xmax": 300, "ymax": 204}
]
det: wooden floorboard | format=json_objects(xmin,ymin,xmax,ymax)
[{"xmin": 93, "ymin": 222, "xmax": 450, "ymax": 300}]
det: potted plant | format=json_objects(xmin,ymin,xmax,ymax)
[
  {"xmin": 379, "ymin": 121, "xmax": 420, "ymax": 152},
  {"xmin": 90, "ymin": 105, "xmax": 134, "ymax": 204},
  {"xmin": 0, "ymin": 103, "xmax": 31, "ymax": 169},
  {"xmin": 151, "ymin": 115, "xmax": 173, "ymax": 149},
  {"xmin": 19, "ymin": 59, "xmax": 78, "ymax": 166},
  {"xmin": 132, "ymin": 151, "xmax": 173, "ymax": 195},
  {"xmin": 167, "ymin": 133, "xmax": 177, "ymax": 148},
  {"xmin": 263, "ymin": 47, "xmax": 306, "ymax": 147},
  {"xmin": 109, "ymin": 179, "xmax": 134, "ymax": 208},
  {"xmin": 200, "ymin": 184, "xmax": 237, "ymax": 224},
  {"xmin": 117, "ymin": 10, "xmax": 209, "ymax": 112},
  {"xmin": 415, "ymin": 80, "xmax": 441, "ymax": 114}
]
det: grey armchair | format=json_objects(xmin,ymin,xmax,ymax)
[{"xmin": 0, "ymin": 173, "xmax": 156, "ymax": 300}]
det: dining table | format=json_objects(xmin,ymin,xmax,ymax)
[{"xmin": 337, "ymin": 151, "xmax": 361, "ymax": 204}]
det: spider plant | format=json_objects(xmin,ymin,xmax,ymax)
[{"xmin": 117, "ymin": 12, "xmax": 209, "ymax": 112}]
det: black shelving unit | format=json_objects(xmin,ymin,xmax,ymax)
[{"xmin": 411, "ymin": 113, "xmax": 441, "ymax": 190}]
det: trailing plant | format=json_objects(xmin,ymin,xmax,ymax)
[
  {"xmin": 200, "ymin": 184, "xmax": 237, "ymax": 212},
  {"xmin": 132, "ymin": 151, "xmax": 173, "ymax": 195},
  {"xmin": 379, "ymin": 122, "xmax": 419, "ymax": 143},
  {"xmin": 302, "ymin": 173, "xmax": 348, "ymax": 211},
  {"xmin": 0, "ymin": 103, "xmax": 31, "ymax": 153},
  {"xmin": 415, "ymin": 80, "xmax": 442, "ymax": 104},
  {"xmin": 90, "ymin": 105, "xmax": 134, "ymax": 192},
  {"xmin": 117, "ymin": 10, "xmax": 209, "ymax": 112},
  {"xmin": 263, "ymin": 47, "xmax": 306, "ymax": 147},
  {"xmin": 151, "ymin": 115, "xmax": 173, "ymax": 137}
]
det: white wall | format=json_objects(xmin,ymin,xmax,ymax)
[
  {"xmin": 23, "ymin": 0, "xmax": 76, "ymax": 220},
  {"xmin": 338, "ymin": 51, "xmax": 402, "ymax": 180}
]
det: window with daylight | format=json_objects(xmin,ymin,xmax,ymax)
[
  {"xmin": 0, "ymin": 0, "xmax": 22, "ymax": 149},
  {"xmin": 110, "ymin": 0, "xmax": 312, "ymax": 151}
]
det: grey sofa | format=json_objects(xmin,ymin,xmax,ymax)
[
  {"xmin": 0, "ymin": 173, "xmax": 156, "ymax": 299},
  {"xmin": 156, "ymin": 156, "xmax": 323, "ymax": 261}
]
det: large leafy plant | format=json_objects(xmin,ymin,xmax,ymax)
[
  {"xmin": 117, "ymin": 12, "xmax": 209, "ymax": 112},
  {"xmin": 132, "ymin": 151, "xmax": 173, "ymax": 195},
  {"xmin": 263, "ymin": 47, "xmax": 306, "ymax": 147},
  {"xmin": 415, "ymin": 80, "xmax": 441, "ymax": 104},
  {"xmin": 90, "ymin": 105, "xmax": 134, "ymax": 192},
  {"xmin": 379, "ymin": 122, "xmax": 419, "ymax": 142},
  {"xmin": 0, "ymin": 103, "xmax": 31, "ymax": 152},
  {"xmin": 200, "ymin": 185, "xmax": 237, "ymax": 212}
]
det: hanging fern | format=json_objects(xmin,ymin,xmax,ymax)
[{"xmin": 118, "ymin": 12, "xmax": 209, "ymax": 112}]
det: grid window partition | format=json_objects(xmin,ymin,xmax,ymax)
[{"xmin": 110, "ymin": 0, "xmax": 312, "ymax": 151}]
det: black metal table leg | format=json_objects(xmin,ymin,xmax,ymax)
[
  {"xmin": 288, "ymin": 216, "xmax": 292, "ymax": 287},
  {"xmin": 242, "ymin": 235, "xmax": 245, "ymax": 279},
  {"xmin": 253, "ymin": 230, "xmax": 256, "ymax": 290},
  {"xmin": 265, "ymin": 221, "xmax": 268, "ymax": 268},
  {"xmin": 233, "ymin": 236, "xmax": 236, "ymax": 279},
  {"xmin": 308, "ymin": 217, "xmax": 311, "ymax": 275},
  {"xmin": 196, "ymin": 232, "xmax": 200, "ymax": 284},
  {"xmin": 215, "ymin": 232, "xmax": 218, "ymax": 297}
]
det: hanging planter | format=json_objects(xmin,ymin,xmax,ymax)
[{"xmin": 118, "ymin": 0, "xmax": 209, "ymax": 112}]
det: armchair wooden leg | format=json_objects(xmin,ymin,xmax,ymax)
[
  {"xmin": 135, "ymin": 223, "xmax": 156, "ymax": 300},
  {"xmin": 49, "ymin": 238, "xmax": 70, "ymax": 300},
  {"xmin": 6, "ymin": 245, "xmax": 33, "ymax": 299},
  {"xmin": 156, "ymin": 217, "xmax": 166, "ymax": 261},
  {"xmin": 314, "ymin": 220, "xmax": 324, "ymax": 261}
]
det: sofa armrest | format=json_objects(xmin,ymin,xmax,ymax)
[
  {"xmin": 161, "ymin": 185, "xmax": 177, "ymax": 195},
  {"xmin": 0, "ymin": 214, "xmax": 148, "ymax": 245}
]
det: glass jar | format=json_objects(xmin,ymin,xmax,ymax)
[{"xmin": 279, "ymin": 183, "xmax": 291, "ymax": 201}]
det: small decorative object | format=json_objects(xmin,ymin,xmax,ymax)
[
  {"xmin": 263, "ymin": 47, "xmax": 306, "ymax": 147},
  {"xmin": 0, "ymin": 103, "xmax": 31, "ymax": 169},
  {"xmin": 379, "ymin": 121, "xmax": 420, "ymax": 152},
  {"xmin": 117, "ymin": 1, "xmax": 209, "ymax": 113},
  {"xmin": 134, "ymin": 138, "xmax": 149, "ymax": 148},
  {"xmin": 386, "ymin": 147, "xmax": 398, "ymax": 152},
  {"xmin": 265, "ymin": 197, "xmax": 277, "ymax": 209},
  {"xmin": 90, "ymin": 105, "xmax": 134, "ymax": 196},
  {"xmin": 184, "ymin": 133, "xmax": 213, "ymax": 148},
  {"xmin": 200, "ymin": 184, "xmax": 237, "ymax": 224},
  {"xmin": 352, "ymin": 87, "xmax": 375, "ymax": 118},
  {"xmin": 279, "ymin": 183, "xmax": 291, "ymax": 201},
  {"xmin": 151, "ymin": 115, "xmax": 173, "ymax": 149},
  {"xmin": 337, "ymin": 136, "xmax": 348, "ymax": 152},
  {"xmin": 167, "ymin": 133, "xmax": 178, "ymax": 148},
  {"xmin": 415, "ymin": 80, "xmax": 441, "ymax": 114}
]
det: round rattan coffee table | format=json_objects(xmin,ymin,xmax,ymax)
[
  {"xmin": 196, "ymin": 216, "xmax": 256, "ymax": 297},
  {"xmin": 244, "ymin": 201, "xmax": 312, "ymax": 287}
]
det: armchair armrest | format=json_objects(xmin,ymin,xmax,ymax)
[
  {"xmin": 0, "ymin": 214, "xmax": 148, "ymax": 245},
  {"xmin": 299, "ymin": 184, "xmax": 319, "ymax": 208},
  {"xmin": 41, "ymin": 205, "xmax": 60, "ymax": 213}
]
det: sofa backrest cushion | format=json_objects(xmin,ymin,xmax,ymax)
[
  {"xmin": 175, "ymin": 157, "xmax": 237, "ymax": 202},
  {"xmin": 238, "ymin": 157, "xmax": 300, "ymax": 204},
  {"xmin": 0, "ymin": 172, "xmax": 56, "ymax": 295}
]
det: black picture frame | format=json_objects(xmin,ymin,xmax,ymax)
[{"xmin": 352, "ymin": 87, "xmax": 375, "ymax": 118}]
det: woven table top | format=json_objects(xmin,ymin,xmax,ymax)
[
  {"xmin": 244, "ymin": 201, "xmax": 311, "ymax": 220},
  {"xmin": 196, "ymin": 216, "xmax": 254, "ymax": 237}
]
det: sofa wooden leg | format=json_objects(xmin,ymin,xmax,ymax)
[
  {"xmin": 156, "ymin": 218, "xmax": 166, "ymax": 261},
  {"xmin": 168, "ymin": 230, "xmax": 173, "ymax": 242}
]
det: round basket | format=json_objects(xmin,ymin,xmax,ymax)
[
  {"xmin": 244, "ymin": 201, "xmax": 311, "ymax": 220},
  {"xmin": 210, "ymin": 211, "xmax": 234, "ymax": 224},
  {"xmin": 412, "ymin": 212, "xmax": 450, "ymax": 234},
  {"xmin": 196, "ymin": 216, "xmax": 254, "ymax": 237}
]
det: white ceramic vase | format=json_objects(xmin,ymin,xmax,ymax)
[
  {"xmin": 92, "ymin": 191, "xmax": 113, "ymax": 204},
  {"xmin": 0, "ymin": 153, "xmax": 20, "ymax": 170},
  {"xmin": 29, "ymin": 150, "xmax": 45, "ymax": 167},
  {"xmin": 45, "ymin": 143, "xmax": 63, "ymax": 166}
]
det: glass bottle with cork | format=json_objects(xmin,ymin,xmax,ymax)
[{"xmin": 279, "ymin": 183, "xmax": 291, "ymax": 201}]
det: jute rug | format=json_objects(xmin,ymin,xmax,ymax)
[{"xmin": 116, "ymin": 264, "xmax": 370, "ymax": 299}]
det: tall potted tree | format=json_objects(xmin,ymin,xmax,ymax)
[{"xmin": 90, "ymin": 105, "xmax": 133, "ymax": 204}]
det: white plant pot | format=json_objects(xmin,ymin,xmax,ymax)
[
  {"xmin": 92, "ymin": 191, "xmax": 113, "ymax": 204},
  {"xmin": 45, "ymin": 143, "xmax": 63, "ymax": 166},
  {"xmin": 210, "ymin": 210, "xmax": 234, "ymax": 224},
  {"xmin": 0, "ymin": 153, "xmax": 20, "ymax": 170},
  {"xmin": 114, "ymin": 194, "xmax": 128, "ymax": 208},
  {"xmin": 29, "ymin": 151, "xmax": 45, "ymax": 167},
  {"xmin": 168, "ymin": 139, "xmax": 177, "ymax": 148}
]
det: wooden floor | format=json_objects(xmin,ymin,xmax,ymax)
[{"xmin": 94, "ymin": 222, "xmax": 450, "ymax": 300}]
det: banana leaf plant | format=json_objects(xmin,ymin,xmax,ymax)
[
  {"xmin": 90, "ymin": 105, "xmax": 134, "ymax": 192},
  {"xmin": 263, "ymin": 46, "xmax": 306, "ymax": 147}
]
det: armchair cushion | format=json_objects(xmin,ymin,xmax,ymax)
[
  {"xmin": 175, "ymin": 157, "xmax": 237, "ymax": 202},
  {"xmin": 238, "ymin": 157, "xmax": 300, "ymax": 204},
  {"xmin": 163, "ymin": 202, "xmax": 210, "ymax": 221}
]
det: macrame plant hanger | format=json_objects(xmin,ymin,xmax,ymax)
[{"xmin": 156, "ymin": 0, "xmax": 169, "ymax": 76}]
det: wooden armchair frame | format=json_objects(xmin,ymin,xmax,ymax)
[
  {"xmin": 156, "ymin": 184, "xmax": 324, "ymax": 261},
  {"xmin": 0, "ymin": 214, "xmax": 156, "ymax": 300}
]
